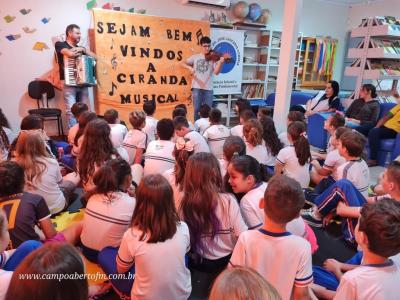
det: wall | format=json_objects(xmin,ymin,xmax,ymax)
[{"xmin": 0, "ymin": 0, "xmax": 349, "ymax": 134}]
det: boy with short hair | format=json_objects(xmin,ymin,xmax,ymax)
[
  {"xmin": 172, "ymin": 105, "xmax": 195, "ymax": 130},
  {"xmin": 144, "ymin": 118, "xmax": 175, "ymax": 176},
  {"xmin": 312, "ymin": 113, "xmax": 345, "ymax": 159},
  {"xmin": 230, "ymin": 109, "xmax": 256, "ymax": 139},
  {"xmin": 194, "ymin": 104, "xmax": 211, "ymax": 135},
  {"xmin": 230, "ymin": 175, "xmax": 312, "ymax": 300},
  {"xmin": 173, "ymin": 116, "xmax": 209, "ymax": 154},
  {"xmin": 123, "ymin": 111, "xmax": 147, "ymax": 165},
  {"xmin": 104, "ymin": 109, "xmax": 128, "ymax": 148},
  {"xmin": 68, "ymin": 102, "xmax": 88, "ymax": 145},
  {"xmin": 142, "ymin": 100, "xmax": 158, "ymax": 143},
  {"xmin": 334, "ymin": 199, "xmax": 400, "ymax": 299},
  {"xmin": 203, "ymin": 108, "xmax": 230, "ymax": 159}
]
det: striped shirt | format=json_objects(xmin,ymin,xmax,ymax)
[
  {"xmin": 81, "ymin": 192, "xmax": 136, "ymax": 251},
  {"xmin": 337, "ymin": 159, "xmax": 370, "ymax": 197},
  {"xmin": 123, "ymin": 129, "xmax": 147, "ymax": 164},
  {"xmin": 144, "ymin": 140, "xmax": 175, "ymax": 176}
]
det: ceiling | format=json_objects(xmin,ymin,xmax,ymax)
[{"xmin": 317, "ymin": 0, "xmax": 383, "ymax": 5}]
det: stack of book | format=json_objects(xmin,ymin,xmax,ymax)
[{"xmin": 370, "ymin": 39, "xmax": 400, "ymax": 54}]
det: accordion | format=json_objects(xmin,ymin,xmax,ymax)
[{"xmin": 64, "ymin": 55, "xmax": 96, "ymax": 87}]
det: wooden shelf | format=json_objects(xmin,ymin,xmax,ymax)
[
  {"xmin": 348, "ymin": 47, "xmax": 400, "ymax": 59},
  {"xmin": 243, "ymin": 63, "xmax": 267, "ymax": 67}
]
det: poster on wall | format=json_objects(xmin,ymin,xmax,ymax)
[
  {"xmin": 210, "ymin": 28, "xmax": 244, "ymax": 95},
  {"xmin": 92, "ymin": 9, "xmax": 210, "ymax": 123}
]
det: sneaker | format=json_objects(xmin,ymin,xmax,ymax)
[
  {"xmin": 301, "ymin": 210, "xmax": 323, "ymax": 228},
  {"xmin": 318, "ymin": 149, "xmax": 327, "ymax": 154}
]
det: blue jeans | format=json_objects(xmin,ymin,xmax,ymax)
[
  {"xmin": 98, "ymin": 247, "xmax": 135, "ymax": 297},
  {"xmin": 313, "ymin": 251, "xmax": 363, "ymax": 291},
  {"xmin": 192, "ymin": 88, "xmax": 213, "ymax": 121},
  {"xmin": 368, "ymin": 126, "xmax": 397, "ymax": 160},
  {"xmin": 3, "ymin": 240, "xmax": 42, "ymax": 271},
  {"xmin": 63, "ymin": 83, "xmax": 89, "ymax": 128},
  {"xmin": 314, "ymin": 179, "xmax": 367, "ymax": 243}
]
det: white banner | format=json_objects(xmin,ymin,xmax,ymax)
[{"xmin": 211, "ymin": 29, "xmax": 244, "ymax": 95}]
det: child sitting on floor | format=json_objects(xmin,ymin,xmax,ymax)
[
  {"xmin": 230, "ymin": 109, "xmax": 256, "ymax": 139},
  {"xmin": 98, "ymin": 174, "xmax": 192, "ymax": 299},
  {"xmin": 203, "ymin": 108, "xmax": 230, "ymax": 159},
  {"xmin": 229, "ymin": 175, "xmax": 313, "ymax": 300},
  {"xmin": 68, "ymin": 103, "xmax": 88, "ymax": 145},
  {"xmin": 142, "ymin": 100, "xmax": 158, "ymax": 143},
  {"xmin": 123, "ymin": 111, "xmax": 147, "ymax": 165},
  {"xmin": 0, "ymin": 161, "xmax": 81, "ymax": 248},
  {"xmin": 220, "ymin": 135, "xmax": 246, "ymax": 178},
  {"xmin": 313, "ymin": 199, "xmax": 400, "ymax": 299},
  {"xmin": 80, "ymin": 158, "xmax": 135, "ymax": 263},
  {"xmin": 0, "ymin": 210, "xmax": 42, "ymax": 300},
  {"xmin": 243, "ymin": 119, "xmax": 270, "ymax": 166},
  {"xmin": 194, "ymin": 104, "xmax": 211, "ymax": 135},
  {"xmin": 278, "ymin": 111, "xmax": 305, "ymax": 147},
  {"xmin": 310, "ymin": 126, "xmax": 349, "ymax": 192},
  {"xmin": 173, "ymin": 116, "xmax": 210, "ymax": 153},
  {"xmin": 144, "ymin": 118, "xmax": 175, "ymax": 176},
  {"xmin": 275, "ymin": 121, "xmax": 311, "ymax": 188},
  {"xmin": 209, "ymin": 266, "xmax": 281, "ymax": 300},
  {"xmin": 163, "ymin": 138, "xmax": 194, "ymax": 209},
  {"xmin": 103, "ymin": 109, "xmax": 128, "ymax": 153},
  {"xmin": 259, "ymin": 116, "xmax": 283, "ymax": 168}
]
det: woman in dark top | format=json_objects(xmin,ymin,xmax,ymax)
[
  {"xmin": 345, "ymin": 84, "xmax": 380, "ymax": 136},
  {"xmin": 291, "ymin": 80, "xmax": 341, "ymax": 116}
]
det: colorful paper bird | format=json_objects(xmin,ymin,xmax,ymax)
[
  {"xmin": 41, "ymin": 17, "xmax": 51, "ymax": 24},
  {"xmin": 22, "ymin": 27, "xmax": 37, "ymax": 34},
  {"xmin": 102, "ymin": 3, "xmax": 111, "ymax": 9},
  {"xmin": 20, "ymin": 9, "xmax": 32, "ymax": 15},
  {"xmin": 4, "ymin": 15, "xmax": 16, "ymax": 23},
  {"xmin": 6, "ymin": 34, "xmax": 21, "ymax": 41},
  {"xmin": 86, "ymin": 0, "xmax": 96, "ymax": 10},
  {"xmin": 128, "ymin": 8, "xmax": 134, "ymax": 13},
  {"xmin": 33, "ymin": 42, "xmax": 49, "ymax": 51}
]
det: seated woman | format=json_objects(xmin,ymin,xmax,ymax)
[
  {"xmin": 345, "ymin": 84, "xmax": 380, "ymax": 136},
  {"xmin": 367, "ymin": 92, "xmax": 400, "ymax": 167},
  {"xmin": 291, "ymin": 81, "xmax": 341, "ymax": 117}
]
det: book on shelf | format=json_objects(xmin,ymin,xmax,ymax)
[{"xmin": 241, "ymin": 83, "xmax": 265, "ymax": 98}]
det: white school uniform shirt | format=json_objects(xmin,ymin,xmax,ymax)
[
  {"xmin": 276, "ymin": 146, "xmax": 310, "ymax": 188},
  {"xmin": 323, "ymin": 149, "xmax": 346, "ymax": 181},
  {"xmin": 334, "ymin": 259, "xmax": 400, "ymax": 300},
  {"xmin": 192, "ymin": 193, "xmax": 247, "ymax": 260},
  {"xmin": 240, "ymin": 182, "xmax": 307, "ymax": 237},
  {"xmin": 230, "ymin": 124, "xmax": 244, "ymax": 139},
  {"xmin": 0, "ymin": 269, "xmax": 12, "ymax": 300},
  {"xmin": 184, "ymin": 130, "xmax": 210, "ymax": 154},
  {"xmin": 337, "ymin": 159, "xmax": 369, "ymax": 197},
  {"xmin": 109, "ymin": 123, "xmax": 128, "ymax": 148},
  {"xmin": 326, "ymin": 135, "xmax": 335, "ymax": 153},
  {"xmin": 143, "ymin": 116, "xmax": 158, "ymax": 143},
  {"xmin": 194, "ymin": 117, "xmax": 210, "ymax": 135},
  {"xmin": 144, "ymin": 140, "xmax": 175, "ymax": 176},
  {"xmin": 123, "ymin": 129, "xmax": 148, "ymax": 164},
  {"xmin": 24, "ymin": 157, "xmax": 66, "ymax": 214},
  {"xmin": 81, "ymin": 192, "xmax": 136, "ymax": 251},
  {"xmin": 230, "ymin": 229, "xmax": 313, "ymax": 300},
  {"xmin": 68, "ymin": 124, "xmax": 79, "ymax": 145},
  {"xmin": 163, "ymin": 168, "xmax": 184, "ymax": 210},
  {"xmin": 117, "ymin": 222, "xmax": 192, "ymax": 300},
  {"xmin": 278, "ymin": 131, "xmax": 290, "ymax": 147},
  {"xmin": 203, "ymin": 124, "xmax": 230, "ymax": 159},
  {"xmin": 245, "ymin": 140, "xmax": 276, "ymax": 166}
]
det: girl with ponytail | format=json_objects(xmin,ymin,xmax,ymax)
[
  {"xmin": 243, "ymin": 119, "xmax": 272, "ymax": 166},
  {"xmin": 227, "ymin": 155, "xmax": 318, "ymax": 252},
  {"xmin": 163, "ymin": 137, "xmax": 195, "ymax": 210},
  {"xmin": 275, "ymin": 121, "xmax": 311, "ymax": 188},
  {"xmin": 81, "ymin": 158, "xmax": 135, "ymax": 262},
  {"xmin": 180, "ymin": 152, "xmax": 247, "ymax": 272}
]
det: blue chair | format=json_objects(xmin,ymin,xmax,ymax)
[
  {"xmin": 373, "ymin": 103, "xmax": 399, "ymax": 166},
  {"xmin": 265, "ymin": 91, "xmax": 315, "ymax": 107},
  {"xmin": 307, "ymin": 112, "xmax": 333, "ymax": 150}
]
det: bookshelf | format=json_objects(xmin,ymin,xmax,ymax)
[{"xmin": 344, "ymin": 16, "xmax": 400, "ymax": 103}]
